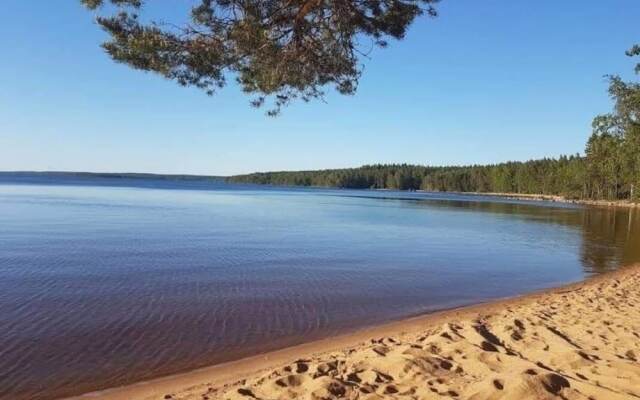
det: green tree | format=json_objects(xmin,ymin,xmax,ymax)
[
  {"xmin": 585, "ymin": 126, "xmax": 623, "ymax": 199},
  {"xmin": 81, "ymin": 0, "xmax": 438, "ymax": 115},
  {"xmin": 586, "ymin": 46, "xmax": 640, "ymax": 200}
]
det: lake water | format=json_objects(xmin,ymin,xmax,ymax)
[{"xmin": 1, "ymin": 174, "xmax": 639, "ymax": 400}]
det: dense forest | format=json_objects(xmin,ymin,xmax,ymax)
[
  {"xmin": 229, "ymin": 49, "xmax": 640, "ymax": 202},
  {"xmin": 228, "ymin": 159, "xmax": 592, "ymax": 198}
]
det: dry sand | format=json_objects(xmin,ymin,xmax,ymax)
[{"xmin": 69, "ymin": 266, "xmax": 640, "ymax": 400}]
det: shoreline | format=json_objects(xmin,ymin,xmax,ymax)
[
  {"xmin": 4, "ymin": 172, "xmax": 638, "ymax": 209},
  {"xmin": 445, "ymin": 191, "xmax": 640, "ymax": 208},
  {"xmin": 66, "ymin": 265, "xmax": 640, "ymax": 400}
]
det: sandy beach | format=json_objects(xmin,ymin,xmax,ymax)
[
  {"xmin": 66, "ymin": 265, "xmax": 640, "ymax": 400},
  {"xmin": 447, "ymin": 191, "xmax": 640, "ymax": 209}
]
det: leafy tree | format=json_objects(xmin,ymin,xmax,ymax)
[
  {"xmin": 81, "ymin": 0, "xmax": 438, "ymax": 115},
  {"xmin": 586, "ymin": 46, "xmax": 640, "ymax": 200},
  {"xmin": 585, "ymin": 127, "xmax": 623, "ymax": 199}
]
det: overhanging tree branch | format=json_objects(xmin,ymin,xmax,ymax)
[{"xmin": 82, "ymin": 0, "xmax": 439, "ymax": 115}]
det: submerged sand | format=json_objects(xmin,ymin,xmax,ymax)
[{"xmin": 70, "ymin": 266, "xmax": 640, "ymax": 400}]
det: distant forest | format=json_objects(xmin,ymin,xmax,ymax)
[
  {"xmin": 226, "ymin": 153, "xmax": 630, "ymax": 201},
  {"xmin": 228, "ymin": 147, "xmax": 633, "ymax": 200},
  {"xmin": 228, "ymin": 158, "xmax": 593, "ymax": 198},
  {"xmin": 229, "ymin": 53, "xmax": 640, "ymax": 202}
]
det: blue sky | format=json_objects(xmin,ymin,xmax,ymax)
[{"xmin": 0, "ymin": 1, "xmax": 638, "ymax": 176}]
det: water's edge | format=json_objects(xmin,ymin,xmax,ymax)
[{"xmin": 66, "ymin": 267, "xmax": 629, "ymax": 400}]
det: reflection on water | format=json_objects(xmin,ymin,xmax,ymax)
[
  {"xmin": 0, "ymin": 176, "xmax": 639, "ymax": 400},
  {"xmin": 580, "ymin": 207, "xmax": 640, "ymax": 273},
  {"xmin": 407, "ymin": 198, "xmax": 640, "ymax": 274}
]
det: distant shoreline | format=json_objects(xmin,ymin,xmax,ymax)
[
  {"xmin": 2, "ymin": 171, "xmax": 637, "ymax": 208},
  {"xmin": 66, "ymin": 265, "xmax": 640, "ymax": 400},
  {"xmin": 0, "ymin": 170, "xmax": 225, "ymax": 181}
]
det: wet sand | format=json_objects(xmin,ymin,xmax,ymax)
[{"xmin": 66, "ymin": 265, "xmax": 640, "ymax": 400}]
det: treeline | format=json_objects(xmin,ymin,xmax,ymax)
[
  {"xmin": 229, "ymin": 48, "xmax": 640, "ymax": 202},
  {"xmin": 228, "ymin": 158, "xmax": 592, "ymax": 198}
]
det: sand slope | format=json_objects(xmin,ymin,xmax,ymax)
[{"xmin": 73, "ymin": 267, "xmax": 640, "ymax": 400}]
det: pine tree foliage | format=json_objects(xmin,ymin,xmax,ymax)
[{"xmin": 82, "ymin": 0, "xmax": 438, "ymax": 115}]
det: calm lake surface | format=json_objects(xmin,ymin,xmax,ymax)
[{"xmin": 1, "ymin": 174, "xmax": 639, "ymax": 400}]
